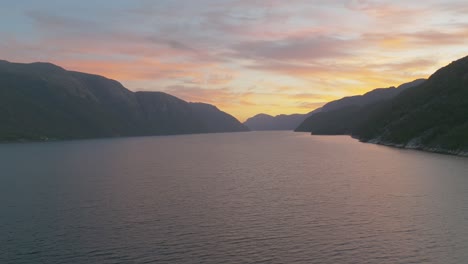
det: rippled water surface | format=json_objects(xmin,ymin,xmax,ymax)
[{"xmin": 2, "ymin": 131, "xmax": 468, "ymax": 264}]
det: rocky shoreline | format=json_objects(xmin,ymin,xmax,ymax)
[{"xmin": 360, "ymin": 137, "xmax": 468, "ymax": 157}]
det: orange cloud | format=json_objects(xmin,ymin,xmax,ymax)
[{"xmin": 2, "ymin": 0, "xmax": 468, "ymax": 121}]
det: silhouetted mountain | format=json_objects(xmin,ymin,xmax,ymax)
[
  {"xmin": 247, "ymin": 79, "xmax": 425, "ymax": 132},
  {"xmin": 355, "ymin": 56, "xmax": 468, "ymax": 155},
  {"xmin": 321, "ymin": 79, "xmax": 426, "ymax": 112},
  {"xmin": 244, "ymin": 109, "xmax": 320, "ymax": 131},
  {"xmin": 0, "ymin": 60, "xmax": 248, "ymax": 142},
  {"xmin": 295, "ymin": 79, "xmax": 425, "ymax": 133},
  {"xmin": 189, "ymin": 102, "xmax": 249, "ymax": 133}
]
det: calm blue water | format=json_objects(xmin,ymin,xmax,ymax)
[{"xmin": 2, "ymin": 131, "xmax": 468, "ymax": 264}]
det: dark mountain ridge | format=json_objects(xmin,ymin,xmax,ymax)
[
  {"xmin": 244, "ymin": 110, "xmax": 319, "ymax": 131},
  {"xmin": 355, "ymin": 56, "xmax": 468, "ymax": 155},
  {"xmin": 320, "ymin": 79, "xmax": 426, "ymax": 112},
  {"xmin": 295, "ymin": 55, "xmax": 468, "ymax": 156},
  {"xmin": 0, "ymin": 60, "xmax": 248, "ymax": 142},
  {"xmin": 295, "ymin": 79, "xmax": 425, "ymax": 133},
  {"xmin": 246, "ymin": 79, "xmax": 425, "ymax": 131}
]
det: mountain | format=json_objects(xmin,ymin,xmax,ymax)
[
  {"xmin": 0, "ymin": 60, "xmax": 248, "ymax": 142},
  {"xmin": 189, "ymin": 102, "xmax": 250, "ymax": 133},
  {"xmin": 355, "ymin": 56, "xmax": 468, "ymax": 155},
  {"xmin": 294, "ymin": 79, "xmax": 426, "ymax": 133},
  {"xmin": 244, "ymin": 109, "xmax": 320, "ymax": 131},
  {"xmin": 320, "ymin": 79, "xmax": 426, "ymax": 112},
  {"xmin": 248, "ymin": 79, "xmax": 425, "ymax": 132}
]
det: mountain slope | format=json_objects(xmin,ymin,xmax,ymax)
[
  {"xmin": 189, "ymin": 102, "xmax": 249, "ymax": 133},
  {"xmin": 320, "ymin": 79, "xmax": 426, "ymax": 112},
  {"xmin": 254, "ymin": 79, "xmax": 425, "ymax": 132},
  {"xmin": 295, "ymin": 79, "xmax": 425, "ymax": 133},
  {"xmin": 355, "ymin": 56, "xmax": 468, "ymax": 154},
  {"xmin": 244, "ymin": 109, "xmax": 320, "ymax": 131},
  {"xmin": 0, "ymin": 60, "xmax": 248, "ymax": 141}
]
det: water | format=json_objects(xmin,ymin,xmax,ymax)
[{"xmin": 1, "ymin": 131, "xmax": 468, "ymax": 264}]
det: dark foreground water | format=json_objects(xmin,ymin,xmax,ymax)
[{"xmin": 2, "ymin": 131, "xmax": 468, "ymax": 264}]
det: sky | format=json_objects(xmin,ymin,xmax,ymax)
[{"xmin": 1, "ymin": 0, "xmax": 468, "ymax": 121}]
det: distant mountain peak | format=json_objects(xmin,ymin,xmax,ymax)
[
  {"xmin": 252, "ymin": 113, "xmax": 274, "ymax": 118},
  {"xmin": 244, "ymin": 111, "xmax": 314, "ymax": 131}
]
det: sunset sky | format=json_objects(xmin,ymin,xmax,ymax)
[{"xmin": 1, "ymin": 0, "xmax": 467, "ymax": 121}]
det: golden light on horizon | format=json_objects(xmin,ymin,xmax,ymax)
[{"xmin": 1, "ymin": 0, "xmax": 467, "ymax": 120}]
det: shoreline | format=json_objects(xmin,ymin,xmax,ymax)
[
  {"xmin": 358, "ymin": 137, "xmax": 468, "ymax": 158},
  {"xmin": 0, "ymin": 130, "xmax": 252, "ymax": 145}
]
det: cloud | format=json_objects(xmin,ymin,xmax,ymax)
[
  {"xmin": 346, "ymin": 0, "xmax": 425, "ymax": 18},
  {"xmin": 232, "ymin": 35, "xmax": 350, "ymax": 62},
  {"xmin": 1, "ymin": 0, "xmax": 468, "ymax": 119},
  {"xmin": 362, "ymin": 28, "xmax": 468, "ymax": 49},
  {"xmin": 27, "ymin": 10, "xmax": 97, "ymax": 31}
]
